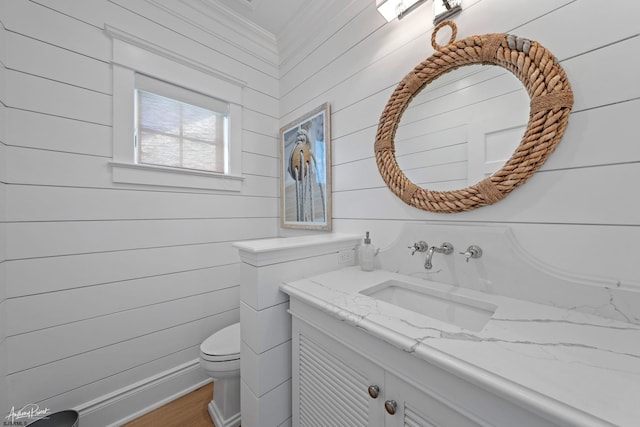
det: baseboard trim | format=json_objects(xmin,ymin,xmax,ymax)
[{"xmin": 74, "ymin": 358, "xmax": 211, "ymax": 427}]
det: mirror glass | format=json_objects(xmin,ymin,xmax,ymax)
[{"xmin": 394, "ymin": 65, "xmax": 530, "ymax": 191}]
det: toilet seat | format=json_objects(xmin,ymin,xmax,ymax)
[{"xmin": 200, "ymin": 322, "xmax": 240, "ymax": 362}]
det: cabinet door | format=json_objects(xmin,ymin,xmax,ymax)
[
  {"xmin": 384, "ymin": 373, "xmax": 485, "ymax": 427},
  {"xmin": 293, "ymin": 319, "xmax": 385, "ymax": 427}
]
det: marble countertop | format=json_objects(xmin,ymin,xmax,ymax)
[{"xmin": 281, "ymin": 267, "xmax": 640, "ymax": 427}]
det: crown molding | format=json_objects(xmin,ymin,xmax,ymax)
[{"xmin": 176, "ymin": 0, "xmax": 279, "ymax": 65}]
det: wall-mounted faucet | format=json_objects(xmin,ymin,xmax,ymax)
[
  {"xmin": 425, "ymin": 242, "xmax": 454, "ymax": 269},
  {"xmin": 410, "ymin": 241, "xmax": 481, "ymax": 268}
]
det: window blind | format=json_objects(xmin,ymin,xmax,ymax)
[{"xmin": 134, "ymin": 74, "xmax": 229, "ymax": 173}]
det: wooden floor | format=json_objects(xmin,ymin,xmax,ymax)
[{"xmin": 123, "ymin": 384, "xmax": 215, "ymax": 427}]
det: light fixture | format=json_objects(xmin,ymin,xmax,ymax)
[
  {"xmin": 433, "ymin": 0, "xmax": 462, "ymax": 24},
  {"xmin": 376, "ymin": 0, "xmax": 428, "ymax": 22}
]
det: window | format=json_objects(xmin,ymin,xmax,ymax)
[
  {"xmin": 107, "ymin": 25, "xmax": 244, "ymax": 191},
  {"xmin": 135, "ymin": 75, "xmax": 229, "ymax": 174}
]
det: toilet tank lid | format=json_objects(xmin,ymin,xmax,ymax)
[{"xmin": 201, "ymin": 322, "xmax": 240, "ymax": 356}]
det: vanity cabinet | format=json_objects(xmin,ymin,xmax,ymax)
[
  {"xmin": 289, "ymin": 298, "xmax": 563, "ymax": 427},
  {"xmin": 383, "ymin": 373, "xmax": 484, "ymax": 427},
  {"xmin": 293, "ymin": 316, "xmax": 481, "ymax": 427},
  {"xmin": 294, "ymin": 319, "xmax": 384, "ymax": 426}
]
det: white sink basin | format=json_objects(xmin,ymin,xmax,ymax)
[{"xmin": 360, "ymin": 279, "xmax": 496, "ymax": 332}]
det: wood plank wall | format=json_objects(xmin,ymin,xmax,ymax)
[
  {"xmin": 1, "ymin": 0, "xmax": 279, "ymax": 418},
  {"xmin": 279, "ymin": 0, "xmax": 640, "ymax": 288},
  {"xmin": 1, "ymin": 9, "xmax": 9, "ymax": 416},
  {"xmin": 2, "ymin": 0, "xmax": 639, "ymax": 421}
]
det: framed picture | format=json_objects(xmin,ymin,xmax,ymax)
[{"xmin": 280, "ymin": 103, "xmax": 331, "ymax": 231}]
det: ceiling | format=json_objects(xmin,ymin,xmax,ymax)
[{"xmin": 208, "ymin": 0, "xmax": 308, "ymax": 36}]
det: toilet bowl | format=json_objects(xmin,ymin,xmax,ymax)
[{"xmin": 199, "ymin": 322, "xmax": 241, "ymax": 427}]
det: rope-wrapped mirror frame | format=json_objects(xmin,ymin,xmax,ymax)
[{"xmin": 375, "ymin": 21, "xmax": 573, "ymax": 213}]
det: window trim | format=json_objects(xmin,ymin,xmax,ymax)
[{"xmin": 107, "ymin": 25, "xmax": 244, "ymax": 191}]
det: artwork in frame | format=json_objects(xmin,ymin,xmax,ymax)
[{"xmin": 280, "ymin": 103, "xmax": 332, "ymax": 231}]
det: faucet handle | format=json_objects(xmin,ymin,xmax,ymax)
[
  {"xmin": 408, "ymin": 241, "xmax": 428, "ymax": 255},
  {"xmin": 460, "ymin": 245, "xmax": 482, "ymax": 262}
]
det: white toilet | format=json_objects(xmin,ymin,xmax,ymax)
[{"xmin": 199, "ymin": 322, "xmax": 241, "ymax": 427}]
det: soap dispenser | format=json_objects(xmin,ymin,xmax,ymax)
[{"xmin": 360, "ymin": 231, "xmax": 376, "ymax": 272}]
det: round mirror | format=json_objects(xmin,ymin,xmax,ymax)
[{"xmin": 375, "ymin": 21, "xmax": 573, "ymax": 213}]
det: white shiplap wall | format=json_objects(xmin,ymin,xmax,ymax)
[
  {"xmin": 1, "ymin": 0, "xmax": 279, "ymax": 423},
  {"xmin": 0, "ymin": 12, "xmax": 9, "ymax": 417},
  {"xmin": 280, "ymin": 0, "xmax": 640, "ymax": 287},
  {"xmin": 2, "ymin": 0, "xmax": 639, "ymax": 422}
]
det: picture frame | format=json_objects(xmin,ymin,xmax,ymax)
[{"xmin": 280, "ymin": 103, "xmax": 332, "ymax": 231}]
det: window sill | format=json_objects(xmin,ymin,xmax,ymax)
[{"xmin": 110, "ymin": 162, "xmax": 243, "ymax": 192}]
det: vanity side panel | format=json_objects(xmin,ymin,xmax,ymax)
[{"xmin": 237, "ymin": 235, "xmax": 359, "ymax": 427}]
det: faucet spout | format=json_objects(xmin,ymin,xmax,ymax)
[
  {"xmin": 424, "ymin": 242, "xmax": 454, "ymax": 269},
  {"xmin": 424, "ymin": 246, "xmax": 437, "ymax": 269}
]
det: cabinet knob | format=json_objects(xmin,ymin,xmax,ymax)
[
  {"xmin": 384, "ymin": 399, "xmax": 397, "ymax": 415},
  {"xmin": 368, "ymin": 385, "xmax": 380, "ymax": 399}
]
